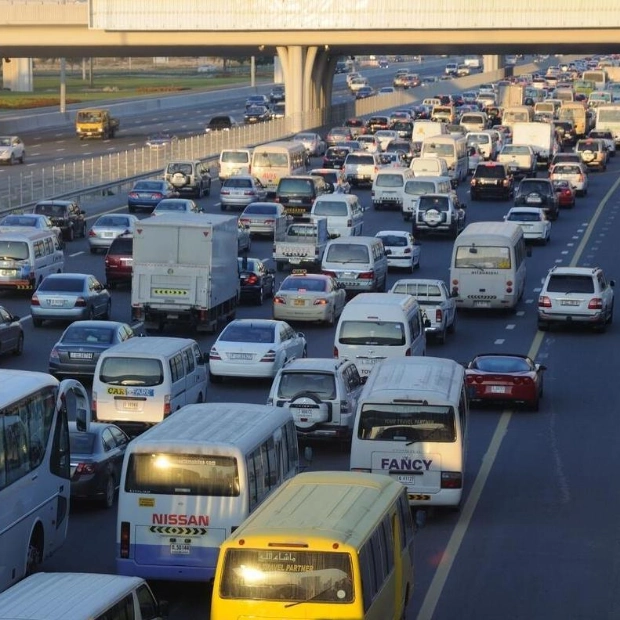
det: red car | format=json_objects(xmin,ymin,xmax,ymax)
[
  {"xmin": 552, "ymin": 179, "xmax": 576, "ymax": 208},
  {"xmin": 465, "ymin": 353, "xmax": 546, "ymax": 411}
]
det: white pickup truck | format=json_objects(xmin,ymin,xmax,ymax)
[
  {"xmin": 497, "ymin": 144, "xmax": 537, "ymax": 178},
  {"xmin": 390, "ymin": 278, "xmax": 457, "ymax": 344},
  {"xmin": 273, "ymin": 217, "xmax": 329, "ymax": 272}
]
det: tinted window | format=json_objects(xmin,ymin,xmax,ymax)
[
  {"xmin": 546, "ymin": 275, "xmax": 595, "ymax": 294},
  {"xmin": 338, "ymin": 321, "xmax": 406, "ymax": 346},
  {"xmin": 0, "ymin": 241, "xmax": 28, "ymax": 260},
  {"xmin": 280, "ymin": 277, "xmax": 327, "ymax": 292},
  {"xmin": 325, "ymin": 243, "xmax": 370, "ymax": 263},
  {"xmin": 38, "ymin": 277, "xmax": 84, "ymax": 292},
  {"xmin": 475, "ymin": 165, "xmax": 505, "ymax": 178},
  {"xmin": 277, "ymin": 179, "xmax": 314, "ymax": 196},
  {"xmin": 224, "ymin": 178, "xmax": 252, "ymax": 188},
  {"xmin": 404, "ymin": 181, "xmax": 437, "ymax": 195},
  {"xmin": 377, "ymin": 234, "xmax": 408, "ymax": 247},
  {"xmin": 69, "ymin": 432, "xmax": 96, "ymax": 454},
  {"xmin": 108, "ymin": 237, "xmax": 133, "ymax": 254},
  {"xmin": 61, "ymin": 325, "xmax": 114, "ymax": 344},
  {"xmin": 345, "ymin": 154, "xmax": 374, "ymax": 166},
  {"xmin": 419, "ymin": 195, "xmax": 449, "ymax": 211},
  {"xmin": 244, "ymin": 204, "xmax": 277, "ymax": 215},
  {"xmin": 313, "ymin": 201, "xmax": 348, "ymax": 216},
  {"xmin": 473, "ymin": 356, "xmax": 531, "ymax": 372},
  {"xmin": 376, "ymin": 174, "xmax": 405, "ymax": 187},
  {"xmin": 219, "ymin": 323, "xmax": 275, "ymax": 343},
  {"xmin": 277, "ymin": 372, "xmax": 336, "ymax": 399},
  {"xmin": 99, "ymin": 357, "xmax": 164, "ymax": 386}
]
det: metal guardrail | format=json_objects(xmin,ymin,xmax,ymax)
[{"xmin": 0, "ymin": 91, "xmax": 417, "ymax": 214}]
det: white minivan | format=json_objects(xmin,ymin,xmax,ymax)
[
  {"xmin": 310, "ymin": 193, "xmax": 364, "ymax": 238},
  {"xmin": 371, "ymin": 167, "xmax": 415, "ymax": 211},
  {"xmin": 92, "ymin": 336, "xmax": 208, "ymax": 434},
  {"xmin": 401, "ymin": 175, "xmax": 454, "ymax": 221},
  {"xmin": 218, "ymin": 148, "xmax": 253, "ymax": 181},
  {"xmin": 350, "ymin": 356, "xmax": 468, "ymax": 510},
  {"xmin": 334, "ymin": 293, "xmax": 428, "ymax": 378},
  {"xmin": 410, "ymin": 156, "xmax": 450, "ymax": 178}
]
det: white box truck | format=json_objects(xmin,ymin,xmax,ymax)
[
  {"xmin": 498, "ymin": 84, "xmax": 525, "ymax": 109},
  {"xmin": 131, "ymin": 213, "xmax": 240, "ymax": 332},
  {"xmin": 511, "ymin": 121, "xmax": 558, "ymax": 168}
]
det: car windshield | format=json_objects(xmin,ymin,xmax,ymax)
[
  {"xmin": 280, "ymin": 277, "xmax": 326, "ymax": 292},
  {"xmin": 473, "ymin": 356, "xmax": 531, "ymax": 373},
  {"xmin": 277, "ymin": 371, "xmax": 336, "ymax": 399},
  {"xmin": 155, "ymin": 201, "xmax": 189, "ymax": 212},
  {"xmin": 0, "ymin": 240, "xmax": 29, "ymax": 260},
  {"xmin": 61, "ymin": 326, "xmax": 114, "ymax": 344},
  {"xmin": 546, "ymin": 274, "xmax": 595, "ymax": 294},
  {"xmin": 219, "ymin": 323, "xmax": 275, "ymax": 343},
  {"xmin": 338, "ymin": 321, "xmax": 406, "ymax": 346},
  {"xmin": 69, "ymin": 432, "xmax": 96, "ymax": 455},
  {"xmin": 38, "ymin": 277, "xmax": 84, "ymax": 293}
]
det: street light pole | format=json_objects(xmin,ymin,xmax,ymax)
[{"xmin": 60, "ymin": 57, "xmax": 66, "ymax": 114}]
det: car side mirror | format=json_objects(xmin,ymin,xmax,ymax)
[
  {"xmin": 424, "ymin": 318, "xmax": 432, "ymax": 328},
  {"xmin": 10, "ymin": 314, "xmax": 19, "ymax": 322},
  {"xmin": 536, "ymin": 364, "xmax": 548, "ymax": 371}
]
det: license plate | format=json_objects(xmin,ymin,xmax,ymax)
[
  {"xmin": 360, "ymin": 357, "xmax": 382, "ymax": 365},
  {"xmin": 103, "ymin": 232, "xmax": 115, "ymax": 238},
  {"xmin": 490, "ymin": 386, "xmax": 507, "ymax": 393},
  {"xmin": 170, "ymin": 543, "xmax": 191, "ymax": 555},
  {"xmin": 561, "ymin": 300, "xmax": 580, "ymax": 306},
  {"xmin": 0, "ymin": 269, "xmax": 15, "ymax": 276},
  {"xmin": 49, "ymin": 299, "xmax": 65, "ymax": 306},
  {"xmin": 397, "ymin": 475, "xmax": 416, "ymax": 484},
  {"xmin": 526, "ymin": 196, "xmax": 542, "ymax": 204},
  {"xmin": 69, "ymin": 352, "xmax": 93, "ymax": 359},
  {"xmin": 228, "ymin": 353, "xmax": 254, "ymax": 360},
  {"xmin": 122, "ymin": 400, "xmax": 140, "ymax": 410},
  {"xmin": 294, "ymin": 299, "xmax": 306, "ymax": 306},
  {"xmin": 473, "ymin": 301, "xmax": 491, "ymax": 308}
]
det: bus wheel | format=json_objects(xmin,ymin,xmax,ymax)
[{"xmin": 26, "ymin": 526, "xmax": 44, "ymax": 576}]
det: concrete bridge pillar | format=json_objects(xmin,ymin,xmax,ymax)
[
  {"xmin": 2, "ymin": 58, "xmax": 33, "ymax": 92},
  {"xmin": 483, "ymin": 55, "xmax": 505, "ymax": 73}
]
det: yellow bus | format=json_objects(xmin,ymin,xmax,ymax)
[
  {"xmin": 250, "ymin": 140, "xmax": 307, "ymax": 194},
  {"xmin": 211, "ymin": 471, "xmax": 415, "ymax": 620}
]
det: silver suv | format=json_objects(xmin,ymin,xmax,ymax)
[
  {"xmin": 164, "ymin": 160, "xmax": 212, "ymax": 198},
  {"xmin": 267, "ymin": 358, "xmax": 363, "ymax": 441},
  {"xmin": 538, "ymin": 266, "xmax": 615, "ymax": 332},
  {"xmin": 343, "ymin": 151, "xmax": 382, "ymax": 187}
]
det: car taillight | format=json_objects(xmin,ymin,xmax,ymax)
[
  {"xmin": 514, "ymin": 376, "xmax": 533, "ymax": 385},
  {"xmin": 441, "ymin": 471, "xmax": 462, "ymax": 489},
  {"xmin": 502, "ymin": 179, "xmax": 510, "ymax": 186},
  {"xmin": 313, "ymin": 298, "xmax": 328, "ymax": 305},
  {"xmin": 220, "ymin": 189, "xmax": 230, "ymax": 195},
  {"xmin": 88, "ymin": 229, "xmax": 96, "ymax": 237},
  {"xmin": 164, "ymin": 395, "xmax": 171, "ymax": 417},
  {"xmin": 539, "ymin": 296, "xmax": 552, "ymax": 308},
  {"xmin": 31, "ymin": 294, "xmax": 40, "ymax": 306},
  {"xmin": 244, "ymin": 190, "xmax": 256, "ymax": 196},
  {"xmin": 403, "ymin": 247, "xmax": 411, "ymax": 254},
  {"xmin": 323, "ymin": 270, "xmax": 337, "ymax": 277},
  {"xmin": 333, "ymin": 346, "xmax": 338, "ymax": 357},
  {"xmin": 209, "ymin": 346, "xmax": 221, "ymax": 361},
  {"xmin": 436, "ymin": 309, "xmax": 443, "ymax": 323},
  {"xmin": 128, "ymin": 192, "xmax": 138, "ymax": 198},
  {"xmin": 358, "ymin": 271, "xmax": 374, "ymax": 279},
  {"xmin": 152, "ymin": 193, "xmax": 163, "ymax": 199},
  {"xmin": 260, "ymin": 350, "xmax": 276, "ymax": 362},
  {"xmin": 75, "ymin": 462, "xmax": 96, "ymax": 475},
  {"xmin": 470, "ymin": 178, "xmax": 477, "ymax": 186},
  {"xmin": 274, "ymin": 296, "xmax": 286, "ymax": 305},
  {"xmin": 239, "ymin": 218, "xmax": 250, "ymax": 225},
  {"xmin": 264, "ymin": 219, "xmax": 275, "ymax": 225},
  {"xmin": 588, "ymin": 297, "xmax": 603, "ymax": 309},
  {"xmin": 245, "ymin": 274, "xmax": 258, "ymax": 285},
  {"xmin": 74, "ymin": 297, "xmax": 87, "ymax": 307},
  {"xmin": 120, "ymin": 521, "xmax": 130, "ymax": 558},
  {"xmin": 49, "ymin": 347, "xmax": 59, "ymax": 361}
]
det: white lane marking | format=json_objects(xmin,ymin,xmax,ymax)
[
  {"xmin": 417, "ymin": 170, "xmax": 620, "ymax": 620},
  {"xmin": 516, "ymin": 310, "xmax": 525, "ymax": 316},
  {"xmin": 19, "ymin": 315, "xmax": 32, "ymax": 322},
  {"xmin": 494, "ymin": 338, "xmax": 504, "ymax": 344},
  {"xmin": 561, "ymin": 250, "xmax": 569, "ymax": 254},
  {"xmin": 505, "ymin": 324, "xmax": 515, "ymax": 330},
  {"xmin": 69, "ymin": 251, "xmax": 84, "ymax": 257},
  {"xmin": 554, "ymin": 258, "xmax": 563, "ymax": 263}
]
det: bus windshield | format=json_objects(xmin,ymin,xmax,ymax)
[
  {"xmin": 219, "ymin": 548, "xmax": 354, "ymax": 603},
  {"xmin": 125, "ymin": 453, "xmax": 240, "ymax": 496},
  {"xmin": 358, "ymin": 404, "xmax": 456, "ymax": 442},
  {"xmin": 454, "ymin": 245, "xmax": 511, "ymax": 269}
]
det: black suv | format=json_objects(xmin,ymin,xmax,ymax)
[
  {"xmin": 514, "ymin": 178, "xmax": 559, "ymax": 221},
  {"xmin": 205, "ymin": 115, "xmax": 239, "ymax": 132},
  {"xmin": 470, "ymin": 163, "xmax": 514, "ymax": 201},
  {"xmin": 33, "ymin": 200, "xmax": 86, "ymax": 241},
  {"xmin": 275, "ymin": 175, "xmax": 330, "ymax": 217}
]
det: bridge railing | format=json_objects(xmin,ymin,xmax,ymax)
[{"xmin": 0, "ymin": 90, "xmax": 416, "ymax": 214}]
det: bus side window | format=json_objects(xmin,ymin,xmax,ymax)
[
  {"xmin": 359, "ymin": 543, "xmax": 377, "ymax": 611},
  {"xmin": 264, "ymin": 437, "xmax": 277, "ymax": 489},
  {"xmin": 169, "ymin": 354, "xmax": 184, "ymax": 383},
  {"xmin": 381, "ymin": 516, "xmax": 394, "ymax": 569}
]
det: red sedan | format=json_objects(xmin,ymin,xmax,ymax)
[
  {"xmin": 552, "ymin": 179, "xmax": 576, "ymax": 208},
  {"xmin": 465, "ymin": 353, "xmax": 546, "ymax": 411}
]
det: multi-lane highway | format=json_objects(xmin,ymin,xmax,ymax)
[{"xmin": 4, "ymin": 58, "xmax": 618, "ymax": 619}]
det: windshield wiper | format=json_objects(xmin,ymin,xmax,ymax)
[{"xmin": 285, "ymin": 585, "xmax": 341, "ymax": 608}]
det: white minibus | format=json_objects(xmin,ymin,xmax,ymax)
[
  {"xmin": 420, "ymin": 135, "xmax": 468, "ymax": 185},
  {"xmin": 117, "ymin": 402, "xmax": 299, "ymax": 582},
  {"xmin": 218, "ymin": 148, "xmax": 253, "ymax": 181},
  {"xmin": 334, "ymin": 293, "xmax": 427, "ymax": 378},
  {"xmin": 0, "ymin": 572, "xmax": 166, "ymax": 620},
  {"xmin": 595, "ymin": 104, "xmax": 620, "ymax": 143},
  {"xmin": 450, "ymin": 221, "xmax": 528, "ymax": 310},
  {"xmin": 0, "ymin": 228, "xmax": 64, "ymax": 292},
  {"xmin": 92, "ymin": 337, "xmax": 208, "ymax": 434},
  {"xmin": 350, "ymin": 356, "xmax": 468, "ymax": 509},
  {"xmin": 250, "ymin": 140, "xmax": 307, "ymax": 193}
]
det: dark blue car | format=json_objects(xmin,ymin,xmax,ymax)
[{"xmin": 127, "ymin": 179, "xmax": 178, "ymax": 213}]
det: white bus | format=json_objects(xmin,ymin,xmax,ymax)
[
  {"xmin": 595, "ymin": 104, "xmax": 620, "ymax": 144},
  {"xmin": 0, "ymin": 370, "xmax": 90, "ymax": 593},
  {"xmin": 250, "ymin": 140, "xmax": 307, "ymax": 193},
  {"xmin": 0, "ymin": 228, "xmax": 64, "ymax": 292},
  {"xmin": 449, "ymin": 221, "xmax": 528, "ymax": 310},
  {"xmin": 420, "ymin": 135, "xmax": 468, "ymax": 186},
  {"xmin": 350, "ymin": 357, "xmax": 469, "ymax": 510},
  {"xmin": 116, "ymin": 402, "xmax": 299, "ymax": 582},
  {"xmin": 582, "ymin": 69, "xmax": 607, "ymax": 90}
]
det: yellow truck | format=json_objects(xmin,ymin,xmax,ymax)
[{"xmin": 75, "ymin": 108, "xmax": 119, "ymax": 140}]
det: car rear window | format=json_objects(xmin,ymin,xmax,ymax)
[
  {"xmin": 38, "ymin": 277, "xmax": 84, "ymax": 292},
  {"xmin": 546, "ymin": 275, "xmax": 595, "ymax": 294},
  {"xmin": 98, "ymin": 357, "xmax": 164, "ymax": 386},
  {"xmin": 325, "ymin": 243, "xmax": 370, "ymax": 264},
  {"xmin": 338, "ymin": 320, "xmax": 406, "ymax": 346},
  {"xmin": 277, "ymin": 372, "xmax": 336, "ymax": 399},
  {"xmin": 221, "ymin": 151, "xmax": 250, "ymax": 164},
  {"xmin": 345, "ymin": 154, "xmax": 374, "ymax": 166},
  {"xmin": 219, "ymin": 323, "xmax": 275, "ymax": 343},
  {"xmin": 419, "ymin": 196, "xmax": 449, "ymax": 211},
  {"xmin": 313, "ymin": 200, "xmax": 348, "ymax": 216},
  {"xmin": 244, "ymin": 204, "xmax": 277, "ymax": 215},
  {"xmin": 376, "ymin": 173, "xmax": 405, "ymax": 188},
  {"xmin": 475, "ymin": 165, "xmax": 505, "ymax": 178},
  {"xmin": 69, "ymin": 432, "xmax": 96, "ymax": 455},
  {"xmin": 35, "ymin": 203, "xmax": 68, "ymax": 216},
  {"xmin": 377, "ymin": 234, "xmax": 407, "ymax": 247},
  {"xmin": 224, "ymin": 178, "xmax": 252, "ymax": 189},
  {"xmin": 277, "ymin": 179, "xmax": 314, "ymax": 196},
  {"xmin": 404, "ymin": 181, "xmax": 437, "ymax": 195}
]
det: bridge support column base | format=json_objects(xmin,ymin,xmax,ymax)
[{"xmin": 3, "ymin": 58, "xmax": 33, "ymax": 92}]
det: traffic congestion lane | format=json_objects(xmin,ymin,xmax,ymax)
[{"xmin": 23, "ymin": 151, "xmax": 620, "ymax": 619}]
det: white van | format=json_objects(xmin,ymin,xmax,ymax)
[
  {"xmin": 322, "ymin": 237, "xmax": 389, "ymax": 294},
  {"xmin": 0, "ymin": 572, "xmax": 166, "ymax": 620},
  {"xmin": 310, "ymin": 193, "xmax": 364, "ymax": 238},
  {"xmin": 412, "ymin": 119, "xmax": 449, "ymax": 144},
  {"xmin": 350, "ymin": 356, "xmax": 468, "ymax": 509},
  {"xmin": 371, "ymin": 167, "xmax": 415, "ymax": 211},
  {"xmin": 0, "ymin": 228, "xmax": 64, "ymax": 292},
  {"xmin": 420, "ymin": 135, "xmax": 468, "ymax": 185},
  {"xmin": 401, "ymin": 175, "xmax": 454, "ymax": 221},
  {"xmin": 410, "ymin": 156, "xmax": 450, "ymax": 178},
  {"xmin": 334, "ymin": 293, "xmax": 427, "ymax": 378},
  {"xmin": 466, "ymin": 131, "xmax": 497, "ymax": 160},
  {"xmin": 92, "ymin": 337, "xmax": 208, "ymax": 434},
  {"xmin": 459, "ymin": 111, "xmax": 488, "ymax": 133},
  {"xmin": 218, "ymin": 148, "xmax": 253, "ymax": 181}
]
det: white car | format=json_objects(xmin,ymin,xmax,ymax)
[
  {"xmin": 549, "ymin": 162, "xmax": 589, "ymax": 196},
  {"xmin": 504, "ymin": 206, "xmax": 551, "ymax": 244},
  {"xmin": 293, "ymin": 132, "xmax": 326, "ymax": 157},
  {"xmin": 375, "ymin": 230, "xmax": 421, "ymax": 272},
  {"xmin": 208, "ymin": 319, "xmax": 307, "ymax": 381},
  {"xmin": 373, "ymin": 130, "xmax": 400, "ymax": 152},
  {"xmin": 356, "ymin": 135, "xmax": 381, "ymax": 153},
  {"xmin": 349, "ymin": 77, "xmax": 369, "ymax": 93},
  {"xmin": 0, "ymin": 135, "xmax": 25, "ymax": 165}
]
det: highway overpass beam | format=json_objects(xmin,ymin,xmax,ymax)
[
  {"xmin": 483, "ymin": 55, "xmax": 505, "ymax": 73},
  {"xmin": 2, "ymin": 58, "xmax": 33, "ymax": 92}
]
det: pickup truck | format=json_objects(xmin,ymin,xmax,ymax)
[
  {"xmin": 497, "ymin": 144, "xmax": 537, "ymax": 178},
  {"xmin": 273, "ymin": 217, "xmax": 329, "ymax": 272},
  {"xmin": 390, "ymin": 278, "xmax": 457, "ymax": 344},
  {"xmin": 75, "ymin": 108, "xmax": 119, "ymax": 140}
]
